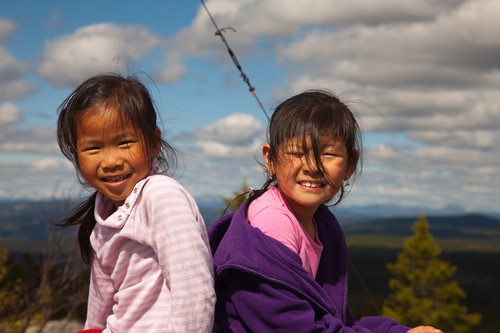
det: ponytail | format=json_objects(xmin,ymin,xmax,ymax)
[
  {"xmin": 244, "ymin": 175, "xmax": 276, "ymax": 218},
  {"xmin": 57, "ymin": 192, "xmax": 98, "ymax": 265}
]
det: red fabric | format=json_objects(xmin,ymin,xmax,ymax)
[{"xmin": 75, "ymin": 330, "xmax": 103, "ymax": 333}]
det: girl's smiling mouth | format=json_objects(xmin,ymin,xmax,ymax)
[
  {"xmin": 102, "ymin": 174, "xmax": 131, "ymax": 183},
  {"xmin": 299, "ymin": 181, "xmax": 324, "ymax": 188}
]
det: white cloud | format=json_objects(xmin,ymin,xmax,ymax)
[
  {"xmin": 0, "ymin": 47, "xmax": 35, "ymax": 100},
  {"xmin": 264, "ymin": 0, "xmax": 500, "ymax": 129},
  {"xmin": 38, "ymin": 23, "xmax": 162, "ymax": 86},
  {"xmin": 0, "ymin": 78, "xmax": 36, "ymax": 101},
  {"xmin": 278, "ymin": 0, "xmax": 500, "ymax": 88},
  {"xmin": 198, "ymin": 0, "xmax": 456, "ymax": 39},
  {"xmin": 197, "ymin": 113, "xmax": 263, "ymax": 143},
  {"xmin": 30, "ymin": 157, "xmax": 65, "ymax": 171},
  {"xmin": 171, "ymin": 112, "xmax": 266, "ymax": 200},
  {"xmin": 178, "ymin": 149, "xmax": 265, "ymax": 202},
  {"xmin": 160, "ymin": 0, "xmax": 456, "ymax": 83},
  {"xmin": 161, "ymin": 0, "xmax": 461, "ymax": 83},
  {"xmin": 359, "ymin": 89, "xmax": 500, "ymax": 132},
  {"xmin": 352, "ymin": 140, "xmax": 500, "ymax": 212},
  {"xmin": 0, "ymin": 102, "xmax": 21, "ymax": 124},
  {"xmin": 0, "ymin": 47, "xmax": 25, "ymax": 79},
  {"xmin": 156, "ymin": 52, "xmax": 187, "ymax": 83},
  {"xmin": 0, "ymin": 19, "xmax": 34, "ymax": 102},
  {"xmin": 189, "ymin": 113, "xmax": 264, "ymax": 159},
  {"xmin": 0, "ymin": 17, "xmax": 15, "ymax": 41},
  {"xmin": 196, "ymin": 138, "xmax": 262, "ymax": 159},
  {"xmin": 0, "ymin": 157, "xmax": 77, "ymax": 200},
  {"xmin": 168, "ymin": 0, "xmax": 500, "ymax": 136},
  {"xmin": 0, "ymin": 126, "xmax": 59, "ymax": 155},
  {"xmin": 409, "ymin": 130, "xmax": 500, "ymax": 149}
]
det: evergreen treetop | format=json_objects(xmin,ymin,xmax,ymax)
[{"xmin": 382, "ymin": 214, "xmax": 481, "ymax": 333}]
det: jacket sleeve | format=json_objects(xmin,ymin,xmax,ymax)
[
  {"xmin": 346, "ymin": 307, "xmax": 410, "ymax": 333},
  {"xmin": 215, "ymin": 269, "xmax": 409, "ymax": 333}
]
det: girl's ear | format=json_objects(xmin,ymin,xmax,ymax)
[
  {"xmin": 262, "ymin": 144, "xmax": 273, "ymax": 175},
  {"xmin": 345, "ymin": 149, "xmax": 359, "ymax": 180},
  {"xmin": 152, "ymin": 127, "xmax": 162, "ymax": 156}
]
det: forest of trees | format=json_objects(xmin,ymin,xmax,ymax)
[
  {"xmin": 0, "ymin": 209, "xmax": 88, "ymax": 332},
  {"xmin": 0, "ymin": 197, "xmax": 497, "ymax": 332}
]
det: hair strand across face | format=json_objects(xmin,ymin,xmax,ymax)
[{"xmin": 246, "ymin": 89, "xmax": 363, "ymax": 213}]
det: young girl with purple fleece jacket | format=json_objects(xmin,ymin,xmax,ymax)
[{"xmin": 209, "ymin": 90, "xmax": 442, "ymax": 333}]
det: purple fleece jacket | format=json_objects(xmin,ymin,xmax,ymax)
[{"xmin": 208, "ymin": 202, "xmax": 411, "ymax": 333}]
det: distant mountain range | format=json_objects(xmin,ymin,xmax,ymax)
[
  {"xmin": 1, "ymin": 199, "xmax": 499, "ymax": 253},
  {"xmin": 340, "ymin": 213, "xmax": 500, "ymax": 238}
]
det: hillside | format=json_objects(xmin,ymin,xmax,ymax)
[
  {"xmin": 341, "ymin": 214, "xmax": 500, "ymax": 252},
  {"xmin": 1, "ymin": 200, "xmax": 499, "ymax": 332},
  {"xmin": 2, "ymin": 199, "xmax": 499, "ymax": 253}
]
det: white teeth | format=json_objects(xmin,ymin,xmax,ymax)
[
  {"xmin": 301, "ymin": 182, "xmax": 322, "ymax": 188},
  {"xmin": 104, "ymin": 175, "xmax": 128, "ymax": 182}
]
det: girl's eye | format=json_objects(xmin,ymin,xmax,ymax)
[
  {"xmin": 285, "ymin": 150, "xmax": 303, "ymax": 156},
  {"xmin": 119, "ymin": 141, "xmax": 133, "ymax": 147},
  {"xmin": 84, "ymin": 146, "xmax": 100, "ymax": 152},
  {"xmin": 322, "ymin": 150, "xmax": 343, "ymax": 158}
]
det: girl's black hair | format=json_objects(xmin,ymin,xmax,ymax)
[
  {"xmin": 245, "ymin": 89, "xmax": 363, "ymax": 215},
  {"xmin": 56, "ymin": 73, "xmax": 177, "ymax": 265}
]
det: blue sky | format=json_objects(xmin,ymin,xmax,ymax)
[{"xmin": 1, "ymin": 0, "xmax": 499, "ymax": 214}]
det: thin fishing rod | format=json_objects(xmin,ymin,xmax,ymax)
[
  {"xmin": 200, "ymin": 0, "xmax": 270, "ymax": 121},
  {"xmin": 200, "ymin": 0, "xmax": 381, "ymax": 313}
]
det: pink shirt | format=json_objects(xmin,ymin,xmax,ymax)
[
  {"xmin": 85, "ymin": 174, "xmax": 215, "ymax": 332},
  {"xmin": 248, "ymin": 186, "xmax": 323, "ymax": 279}
]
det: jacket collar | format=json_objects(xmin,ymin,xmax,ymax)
[{"xmin": 209, "ymin": 202, "xmax": 341, "ymax": 316}]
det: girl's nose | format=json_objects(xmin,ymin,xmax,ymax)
[
  {"xmin": 101, "ymin": 149, "xmax": 124, "ymax": 170},
  {"xmin": 301, "ymin": 154, "xmax": 320, "ymax": 175}
]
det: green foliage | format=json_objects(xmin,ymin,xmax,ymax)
[
  {"xmin": 219, "ymin": 177, "xmax": 250, "ymax": 214},
  {"xmin": 0, "ymin": 238, "xmax": 24, "ymax": 332},
  {"xmin": 382, "ymin": 214, "xmax": 482, "ymax": 332}
]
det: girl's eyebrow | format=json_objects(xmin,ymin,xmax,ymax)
[
  {"xmin": 323, "ymin": 143, "xmax": 343, "ymax": 149},
  {"xmin": 118, "ymin": 131, "xmax": 139, "ymax": 138},
  {"xmin": 285, "ymin": 144, "xmax": 304, "ymax": 151},
  {"xmin": 78, "ymin": 131, "xmax": 138, "ymax": 145},
  {"xmin": 78, "ymin": 138, "xmax": 99, "ymax": 146},
  {"xmin": 321, "ymin": 143, "xmax": 347, "ymax": 154}
]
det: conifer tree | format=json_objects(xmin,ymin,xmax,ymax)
[
  {"xmin": 220, "ymin": 177, "xmax": 250, "ymax": 213},
  {"xmin": 382, "ymin": 214, "xmax": 481, "ymax": 333}
]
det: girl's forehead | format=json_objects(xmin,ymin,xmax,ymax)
[
  {"xmin": 77, "ymin": 107, "xmax": 136, "ymax": 134},
  {"xmin": 283, "ymin": 133, "xmax": 345, "ymax": 148},
  {"xmin": 79, "ymin": 105, "xmax": 124, "ymax": 122},
  {"xmin": 84, "ymin": 105, "xmax": 133, "ymax": 123}
]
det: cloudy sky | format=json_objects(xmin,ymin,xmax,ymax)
[{"xmin": 1, "ymin": 0, "xmax": 499, "ymax": 214}]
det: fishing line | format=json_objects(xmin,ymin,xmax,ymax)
[
  {"xmin": 200, "ymin": 0, "xmax": 380, "ymax": 313},
  {"xmin": 200, "ymin": 0, "xmax": 270, "ymax": 121}
]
